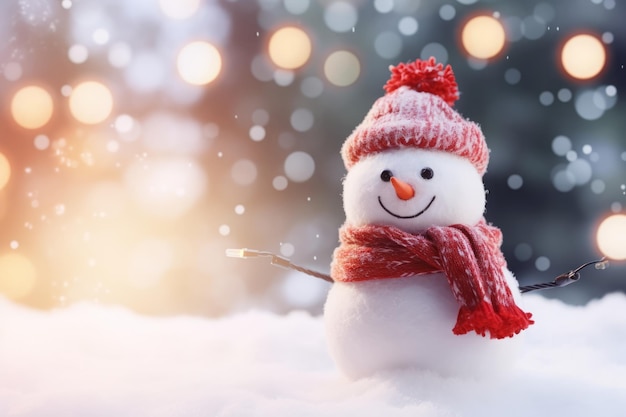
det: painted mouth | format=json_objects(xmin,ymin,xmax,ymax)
[{"xmin": 377, "ymin": 195, "xmax": 436, "ymax": 219}]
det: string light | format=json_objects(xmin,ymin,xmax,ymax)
[
  {"xmin": 520, "ymin": 258, "xmax": 608, "ymax": 293},
  {"xmin": 177, "ymin": 41, "xmax": 222, "ymax": 86},
  {"xmin": 267, "ymin": 26, "xmax": 312, "ymax": 70},
  {"xmin": 596, "ymin": 214, "xmax": 626, "ymax": 260},
  {"xmin": 11, "ymin": 85, "xmax": 54, "ymax": 129},
  {"xmin": 560, "ymin": 33, "xmax": 606, "ymax": 80},
  {"xmin": 226, "ymin": 249, "xmax": 333, "ymax": 283},
  {"xmin": 460, "ymin": 14, "xmax": 506, "ymax": 60},
  {"xmin": 69, "ymin": 81, "xmax": 113, "ymax": 124}
]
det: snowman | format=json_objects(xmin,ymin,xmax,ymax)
[{"xmin": 325, "ymin": 58, "xmax": 533, "ymax": 379}]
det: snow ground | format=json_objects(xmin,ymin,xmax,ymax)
[{"xmin": 1, "ymin": 293, "xmax": 625, "ymax": 417}]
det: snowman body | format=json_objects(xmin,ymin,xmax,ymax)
[{"xmin": 324, "ymin": 148, "xmax": 523, "ymax": 379}]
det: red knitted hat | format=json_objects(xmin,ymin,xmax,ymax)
[{"xmin": 341, "ymin": 57, "xmax": 489, "ymax": 175}]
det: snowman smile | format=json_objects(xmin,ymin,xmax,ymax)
[{"xmin": 377, "ymin": 195, "xmax": 436, "ymax": 219}]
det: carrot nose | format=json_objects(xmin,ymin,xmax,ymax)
[{"xmin": 390, "ymin": 177, "xmax": 415, "ymax": 200}]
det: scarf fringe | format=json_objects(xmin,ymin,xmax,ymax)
[{"xmin": 453, "ymin": 301, "xmax": 534, "ymax": 339}]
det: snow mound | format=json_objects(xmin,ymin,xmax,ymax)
[{"xmin": 1, "ymin": 294, "xmax": 625, "ymax": 417}]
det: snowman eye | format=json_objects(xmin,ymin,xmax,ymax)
[
  {"xmin": 420, "ymin": 168, "xmax": 434, "ymax": 180},
  {"xmin": 380, "ymin": 170, "xmax": 393, "ymax": 182}
]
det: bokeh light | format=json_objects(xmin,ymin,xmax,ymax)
[
  {"xmin": 552, "ymin": 135, "xmax": 572, "ymax": 156},
  {"xmin": 596, "ymin": 214, "xmax": 626, "ymax": 260},
  {"xmin": 231, "ymin": 159, "xmax": 258, "ymax": 186},
  {"xmin": 324, "ymin": 1, "xmax": 358, "ymax": 33},
  {"xmin": 267, "ymin": 26, "xmax": 312, "ymax": 70},
  {"xmin": 439, "ymin": 4, "xmax": 456, "ymax": 21},
  {"xmin": 177, "ymin": 41, "xmax": 222, "ymax": 86},
  {"xmin": 284, "ymin": 151, "xmax": 315, "ymax": 182},
  {"xmin": 374, "ymin": 32, "xmax": 402, "ymax": 59},
  {"xmin": 249, "ymin": 125, "xmax": 266, "ymax": 141},
  {"xmin": 535, "ymin": 256, "xmax": 551, "ymax": 272},
  {"xmin": 398, "ymin": 16, "xmax": 418, "ymax": 36},
  {"xmin": 273, "ymin": 176, "xmax": 288, "ymax": 191},
  {"xmin": 560, "ymin": 33, "xmax": 606, "ymax": 80},
  {"xmin": 290, "ymin": 108, "xmax": 314, "ymax": 132},
  {"xmin": 10, "ymin": 85, "xmax": 54, "ymax": 129},
  {"xmin": 0, "ymin": 153, "xmax": 11, "ymax": 191},
  {"xmin": 421, "ymin": 42, "xmax": 448, "ymax": 64},
  {"xmin": 114, "ymin": 114, "xmax": 136, "ymax": 134},
  {"xmin": 92, "ymin": 28, "xmax": 110, "ymax": 45},
  {"xmin": 504, "ymin": 68, "xmax": 521, "ymax": 85},
  {"xmin": 460, "ymin": 15, "xmax": 506, "ymax": 60},
  {"xmin": 124, "ymin": 158, "xmax": 207, "ymax": 219},
  {"xmin": 0, "ymin": 253, "xmax": 37, "ymax": 300},
  {"xmin": 69, "ymin": 81, "xmax": 114, "ymax": 124},
  {"xmin": 507, "ymin": 174, "xmax": 523, "ymax": 190},
  {"xmin": 284, "ymin": 0, "xmax": 310, "ymax": 15},
  {"xmin": 68, "ymin": 44, "xmax": 89, "ymax": 64},
  {"xmin": 324, "ymin": 50, "xmax": 360, "ymax": 87},
  {"xmin": 374, "ymin": 0, "xmax": 394, "ymax": 13},
  {"xmin": 301, "ymin": 76, "xmax": 324, "ymax": 98},
  {"xmin": 159, "ymin": 0, "xmax": 200, "ymax": 19}
]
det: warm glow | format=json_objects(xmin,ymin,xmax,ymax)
[
  {"xmin": 177, "ymin": 41, "xmax": 222, "ymax": 85},
  {"xmin": 159, "ymin": 0, "xmax": 201, "ymax": 19},
  {"xmin": 10, "ymin": 85, "xmax": 54, "ymax": 129},
  {"xmin": 461, "ymin": 15, "xmax": 506, "ymax": 60},
  {"xmin": 0, "ymin": 253, "xmax": 37, "ymax": 299},
  {"xmin": 124, "ymin": 157, "xmax": 207, "ymax": 219},
  {"xmin": 560, "ymin": 34, "xmax": 606, "ymax": 80},
  {"xmin": 69, "ymin": 81, "xmax": 114, "ymax": 124},
  {"xmin": 268, "ymin": 26, "xmax": 312, "ymax": 70},
  {"xmin": 127, "ymin": 239, "xmax": 173, "ymax": 289},
  {"xmin": 324, "ymin": 50, "xmax": 361, "ymax": 87},
  {"xmin": 0, "ymin": 153, "xmax": 10, "ymax": 191},
  {"xmin": 596, "ymin": 214, "xmax": 626, "ymax": 260}
]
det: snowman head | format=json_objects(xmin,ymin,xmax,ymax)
[
  {"xmin": 340, "ymin": 58, "xmax": 490, "ymax": 232},
  {"xmin": 343, "ymin": 147, "xmax": 486, "ymax": 233}
]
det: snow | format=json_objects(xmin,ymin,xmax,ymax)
[{"xmin": 1, "ymin": 293, "xmax": 626, "ymax": 417}]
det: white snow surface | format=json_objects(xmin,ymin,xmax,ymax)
[{"xmin": 1, "ymin": 293, "xmax": 626, "ymax": 417}]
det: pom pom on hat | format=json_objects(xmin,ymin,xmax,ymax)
[
  {"xmin": 384, "ymin": 57, "xmax": 459, "ymax": 106},
  {"xmin": 341, "ymin": 57, "xmax": 490, "ymax": 175}
]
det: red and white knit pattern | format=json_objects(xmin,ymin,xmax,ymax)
[
  {"xmin": 340, "ymin": 58, "xmax": 489, "ymax": 174},
  {"xmin": 331, "ymin": 219, "xmax": 534, "ymax": 339},
  {"xmin": 341, "ymin": 87, "xmax": 488, "ymax": 173}
]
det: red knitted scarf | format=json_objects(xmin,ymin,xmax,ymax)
[{"xmin": 331, "ymin": 219, "xmax": 533, "ymax": 339}]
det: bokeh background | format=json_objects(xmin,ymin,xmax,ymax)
[{"xmin": 0, "ymin": 0, "xmax": 624, "ymax": 317}]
